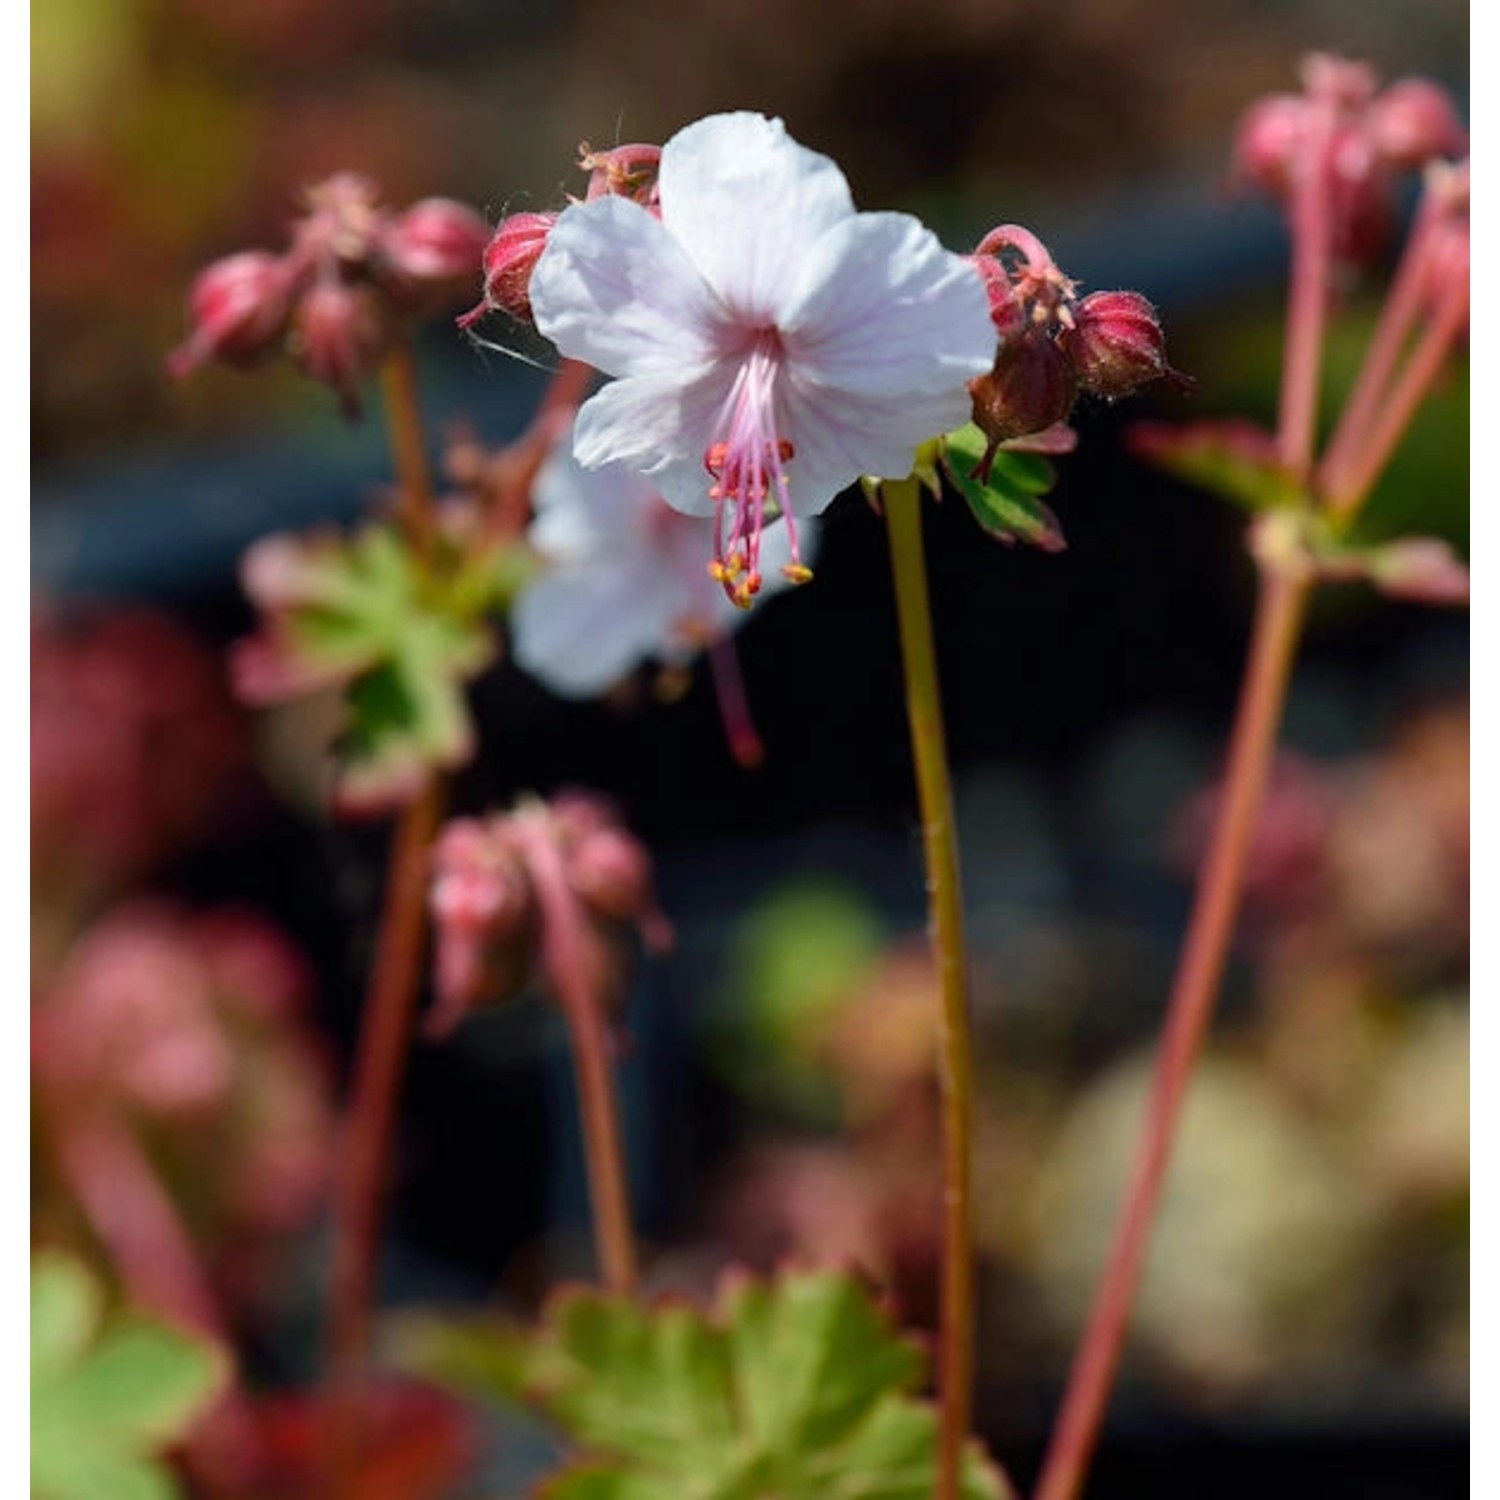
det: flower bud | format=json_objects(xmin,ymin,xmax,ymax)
[
  {"xmin": 291, "ymin": 279, "xmax": 387, "ymax": 415},
  {"xmin": 381, "ymin": 197, "xmax": 492, "ymax": 308},
  {"xmin": 457, "ymin": 211, "xmax": 557, "ymax": 329},
  {"xmin": 1367, "ymin": 80, "xmax": 1466, "ymax": 166},
  {"xmin": 568, "ymin": 827, "xmax": 655, "ymax": 925},
  {"xmin": 579, "ymin": 142, "xmax": 662, "ymax": 206},
  {"xmin": 968, "ymin": 333, "xmax": 1077, "ymax": 445},
  {"xmin": 166, "ymin": 251, "xmax": 293, "ymax": 379},
  {"xmin": 1066, "ymin": 290, "xmax": 1173, "ymax": 398},
  {"xmin": 1369, "ymin": 538, "xmax": 1469, "ymax": 606},
  {"xmin": 1231, "ymin": 94, "xmax": 1309, "ymax": 195}
]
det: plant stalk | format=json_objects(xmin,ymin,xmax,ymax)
[
  {"xmin": 1031, "ymin": 561, "xmax": 1311, "ymax": 1500},
  {"xmin": 882, "ymin": 475, "xmax": 975, "ymax": 1500},
  {"xmin": 518, "ymin": 815, "xmax": 639, "ymax": 1295}
]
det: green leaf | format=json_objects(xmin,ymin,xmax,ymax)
[
  {"xmin": 411, "ymin": 1267, "xmax": 1011, "ymax": 1500},
  {"xmin": 31, "ymin": 1254, "xmax": 226, "ymax": 1500},
  {"xmin": 1128, "ymin": 418, "xmax": 1308, "ymax": 513},
  {"xmin": 940, "ymin": 423, "xmax": 1065, "ymax": 552}
]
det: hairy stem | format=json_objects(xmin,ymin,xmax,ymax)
[
  {"xmin": 1032, "ymin": 562, "xmax": 1311, "ymax": 1500},
  {"xmin": 517, "ymin": 815, "xmax": 639, "ymax": 1295},
  {"xmin": 882, "ymin": 475, "xmax": 975, "ymax": 1500}
]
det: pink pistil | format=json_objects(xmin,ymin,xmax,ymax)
[{"xmin": 703, "ymin": 330, "xmax": 813, "ymax": 606}]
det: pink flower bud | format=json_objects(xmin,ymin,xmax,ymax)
[
  {"xmin": 1367, "ymin": 80, "xmax": 1467, "ymax": 167},
  {"xmin": 1231, "ymin": 94, "xmax": 1309, "ymax": 195},
  {"xmin": 579, "ymin": 142, "xmax": 662, "ymax": 205},
  {"xmin": 291, "ymin": 279, "xmax": 388, "ymax": 415},
  {"xmin": 1067, "ymin": 290, "xmax": 1174, "ymax": 399},
  {"xmin": 968, "ymin": 332, "xmax": 1077, "ymax": 445},
  {"xmin": 166, "ymin": 250, "xmax": 293, "ymax": 379},
  {"xmin": 568, "ymin": 827, "xmax": 655, "ymax": 924},
  {"xmin": 381, "ymin": 197, "xmax": 492, "ymax": 297},
  {"xmin": 457, "ymin": 211, "xmax": 557, "ymax": 329}
]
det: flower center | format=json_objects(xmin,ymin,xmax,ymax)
[{"xmin": 703, "ymin": 328, "xmax": 813, "ymax": 607}]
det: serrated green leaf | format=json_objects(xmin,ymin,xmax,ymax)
[
  {"xmin": 31, "ymin": 1255, "xmax": 226, "ymax": 1500},
  {"xmin": 409, "ymin": 1268, "xmax": 1012, "ymax": 1500},
  {"xmin": 940, "ymin": 424, "xmax": 1065, "ymax": 552},
  {"xmin": 1128, "ymin": 418, "xmax": 1308, "ymax": 513}
]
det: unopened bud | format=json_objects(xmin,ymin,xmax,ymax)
[
  {"xmin": 579, "ymin": 142, "xmax": 662, "ymax": 206},
  {"xmin": 1231, "ymin": 94, "xmax": 1309, "ymax": 195},
  {"xmin": 166, "ymin": 251, "xmax": 292, "ymax": 379},
  {"xmin": 291, "ymin": 279, "xmax": 387, "ymax": 415},
  {"xmin": 969, "ymin": 333, "xmax": 1077, "ymax": 445},
  {"xmin": 382, "ymin": 197, "xmax": 492, "ymax": 301},
  {"xmin": 458, "ymin": 211, "xmax": 557, "ymax": 329},
  {"xmin": 1067, "ymin": 290, "xmax": 1175, "ymax": 399},
  {"xmin": 568, "ymin": 827, "xmax": 655, "ymax": 925},
  {"xmin": 1367, "ymin": 79, "xmax": 1466, "ymax": 166}
]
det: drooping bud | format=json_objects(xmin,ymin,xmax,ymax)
[
  {"xmin": 579, "ymin": 142, "xmax": 662, "ymax": 207},
  {"xmin": 457, "ymin": 211, "xmax": 558, "ymax": 329},
  {"xmin": 568, "ymin": 826, "xmax": 659, "ymax": 929},
  {"xmin": 1231, "ymin": 94, "xmax": 1310, "ymax": 196},
  {"xmin": 165, "ymin": 251, "xmax": 293, "ymax": 379},
  {"xmin": 969, "ymin": 334, "xmax": 1077, "ymax": 446},
  {"xmin": 291, "ymin": 279, "xmax": 387, "ymax": 416},
  {"xmin": 1066, "ymin": 290, "xmax": 1175, "ymax": 399},
  {"xmin": 381, "ymin": 197, "xmax": 492, "ymax": 306}
]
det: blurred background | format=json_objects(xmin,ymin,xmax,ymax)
[{"xmin": 33, "ymin": 1, "xmax": 1467, "ymax": 1495}]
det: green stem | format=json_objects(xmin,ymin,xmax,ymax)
[
  {"xmin": 882, "ymin": 475, "xmax": 975, "ymax": 1500},
  {"xmin": 1031, "ymin": 561, "xmax": 1311, "ymax": 1500}
]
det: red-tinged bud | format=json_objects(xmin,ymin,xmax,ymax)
[
  {"xmin": 381, "ymin": 197, "xmax": 491, "ymax": 299},
  {"xmin": 968, "ymin": 333, "xmax": 1077, "ymax": 446},
  {"xmin": 1367, "ymin": 80, "xmax": 1467, "ymax": 167},
  {"xmin": 964, "ymin": 253, "xmax": 1026, "ymax": 340},
  {"xmin": 296, "ymin": 171, "xmax": 386, "ymax": 267},
  {"xmin": 291, "ymin": 279, "xmax": 387, "ymax": 415},
  {"xmin": 579, "ymin": 142, "xmax": 662, "ymax": 206},
  {"xmin": 1231, "ymin": 94, "xmax": 1310, "ymax": 195},
  {"xmin": 166, "ymin": 251, "xmax": 293, "ymax": 380},
  {"xmin": 457, "ymin": 211, "xmax": 557, "ymax": 329},
  {"xmin": 568, "ymin": 827, "xmax": 655, "ymax": 924},
  {"xmin": 1301, "ymin": 52, "xmax": 1377, "ymax": 112},
  {"xmin": 1067, "ymin": 290, "xmax": 1176, "ymax": 399}
]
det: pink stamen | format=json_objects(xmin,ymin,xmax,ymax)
[{"xmin": 703, "ymin": 329, "xmax": 801, "ymax": 606}]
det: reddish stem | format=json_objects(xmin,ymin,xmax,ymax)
[
  {"xmin": 1276, "ymin": 102, "xmax": 1337, "ymax": 482},
  {"xmin": 1316, "ymin": 190, "xmax": 1440, "ymax": 502},
  {"xmin": 1032, "ymin": 563, "xmax": 1311, "ymax": 1500},
  {"xmin": 1324, "ymin": 277, "xmax": 1470, "ymax": 523},
  {"xmin": 515, "ymin": 814, "xmax": 639, "ymax": 1295}
]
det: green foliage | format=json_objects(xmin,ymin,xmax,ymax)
[
  {"xmin": 1128, "ymin": 418, "xmax": 1307, "ymax": 514},
  {"xmin": 246, "ymin": 521, "xmax": 522, "ymax": 808},
  {"xmin": 939, "ymin": 424, "xmax": 1066, "ymax": 552},
  {"xmin": 413, "ymin": 1268, "xmax": 1010, "ymax": 1500},
  {"xmin": 31, "ymin": 1253, "xmax": 227, "ymax": 1500}
]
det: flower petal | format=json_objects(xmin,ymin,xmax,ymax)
[
  {"xmin": 781, "ymin": 211, "xmax": 995, "ymax": 401},
  {"xmin": 658, "ymin": 113, "xmax": 855, "ymax": 324},
  {"xmin": 511, "ymin": 555, "xmax": 685, "ymax": 697},
  {"xmin": 530, "ymin": 446, "xmax": 658, "ymax": 562},
  {"xmin": 531, "ymin": 195, "xmax": 731, "ymax": 376},
  {"xmin": 571, "ymin": 369, "xmax": 731, "ymax": 517}
]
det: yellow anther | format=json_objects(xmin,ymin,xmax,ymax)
[{"xmin": 781, "ymin": 563, "xmax": 814, "ymax": 585}]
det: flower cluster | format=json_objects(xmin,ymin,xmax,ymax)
[
  {"xmin": 167, "ymin": 173, "xmax": 489, "ymax": 411},
  {"xmin": 426, "ymin": 794, "xmax": 670, "ymax": 1038},
  {"xmin": 965, "ymin": 224, "xmax": 1181, "ymax": 461},
  {"xmin": 1232, "ymin": 54, "xmax": 1466, "ymax": 262}
]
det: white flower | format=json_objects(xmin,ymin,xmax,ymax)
[
  {"xmin": 511, "ymin": 431, "xmax": 812, "ymax": 697},
  {"xmin": 530, "ymin": 111, "xmax": 993, "ymax": 605}
]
